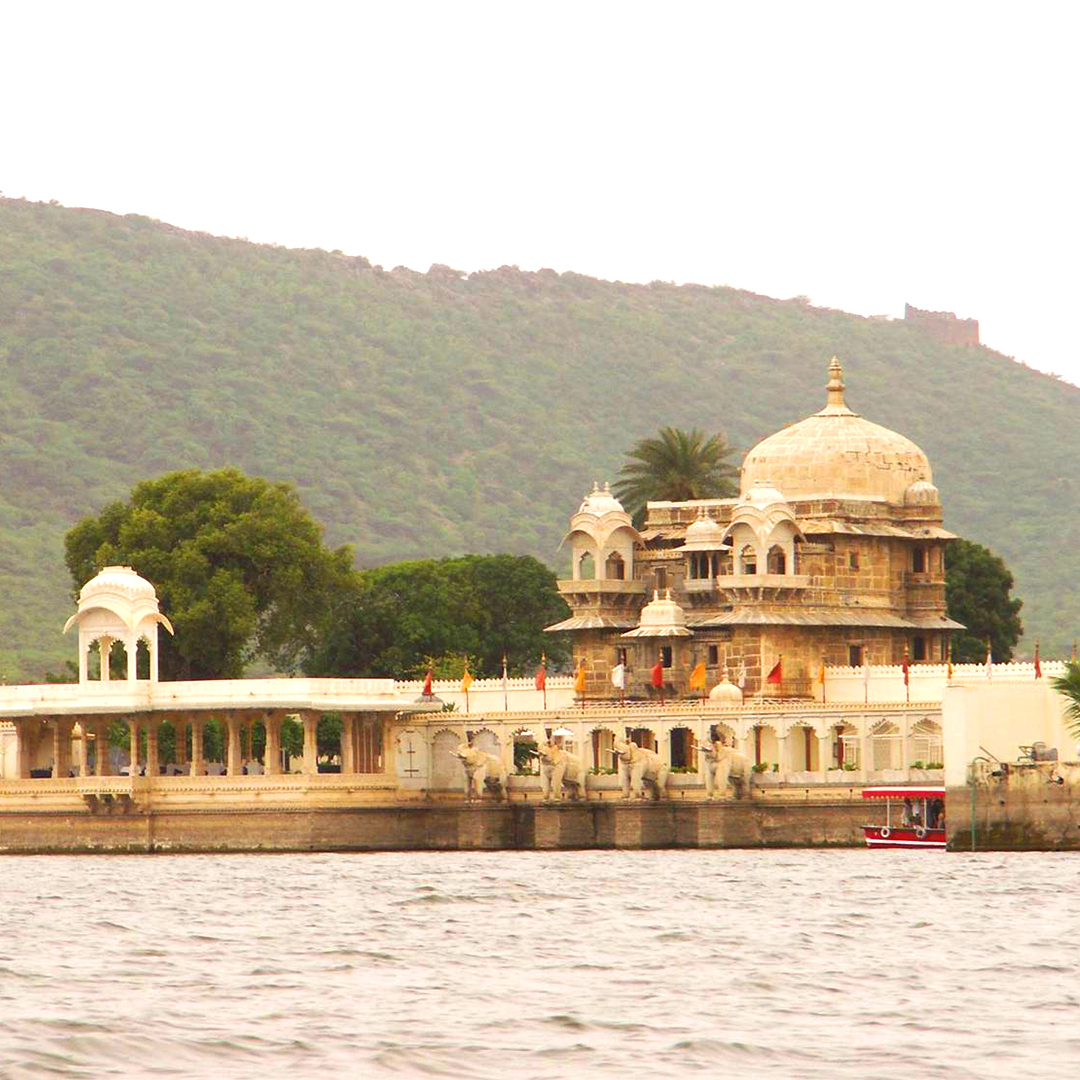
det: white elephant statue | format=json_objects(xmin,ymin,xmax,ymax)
[
  {"xmin": 535, "ymin": 742, "xmax": 586, "ymax": 801},
  {"xmin": 454, "ymin": 743, "xmax": 508, "ymax": 802},
  {"xmin": 611, "ymin": 736, "xmax": 669, "ymax": 800},
  {"xmin": 697, "ymin": 739, "xmax": 753, "ymax": 799}
]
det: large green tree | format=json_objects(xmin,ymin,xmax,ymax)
[
  {"xmin": 613, "ymin": 427, "xmax": 739, "ymax": 523},
  {"xmin": 945, "ymin": 538, "xmax": 1023, "ymax": 662},
  {"xmin": 64, "ymin": 468, "xmax": 353, "ymax": 679},
  {"xmin": 305, "ymin": 554, "xmax": 570, "ymax": 679}
]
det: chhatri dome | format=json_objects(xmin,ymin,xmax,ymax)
[{"xmin": 740, "ymin": 358, "xmax": 933, "ymax": 504}]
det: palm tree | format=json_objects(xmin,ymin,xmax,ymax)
[
  {"xmin": 1050, "ymin": 660, "xmax": 1080, "ymax": 740},
  {"xmin": 612, "ymin": 427, "xmax": 739, "ymax": 524}
]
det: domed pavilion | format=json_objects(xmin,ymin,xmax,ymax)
[{"xmin": 549, "ymin": 357, "xmax": 963, "ymax": 699}]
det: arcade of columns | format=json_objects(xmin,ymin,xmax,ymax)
[{"xmin": 8, "ymin": 710, "xmax": 386, "ymax": 780}]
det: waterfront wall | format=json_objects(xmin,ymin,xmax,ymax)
[
  {"xmin": 0, "ymin": 796, "xmax": 868, "ymax": 853},
  {"xmin": 947, "ymin": 762, "xmax": 1080, "ymax": 851}
]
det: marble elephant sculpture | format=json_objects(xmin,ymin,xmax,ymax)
[
  {"xmin": 534, "ymin": 742, "xmax": 586, "ymax": 801},
  {"xmin": 697, "ymin": 740, "xmax": 753, "ymax": 799},
  {"xmin": 454, "ymin": 743, "xmax": 508, "ymax": 802},
  {"xmin": 611, "ymin": 736, "xmax": 669, "ymax": 800}
]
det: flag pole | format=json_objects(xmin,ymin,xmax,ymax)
[
  {"xmin": 502, "ymin": 654, "xmax": 509, "ymax": 712},
  {"xmin": 904, "ymin": 644, "xmax": 910, "ymax": 703},
  {"xmin": 541, "ymin": 652, "xmax": 547, "ymax": 710}
]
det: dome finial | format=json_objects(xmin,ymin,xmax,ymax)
[{"xmin": 826, "ymin": 356, "xmax": 846, "ymax": 407}]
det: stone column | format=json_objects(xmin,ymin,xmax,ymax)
[
  {"xmin": 226, "ymin": 715, "xmax": 242, "ymax": 776},
  {"xmin": 775, "ymin": 733, "xmax": 788, "ymax": 776},
  {"xmin": 245, "ymin": 717, "xmax": 255, "ymax": 766},
  {"xmin": 173, "ymin": 717, "xmax": 188, "ymax": 769},
  {"xmin": 302, "ymin": 712, "xmax": 319, "ymax": 775},
  {"xmin": 146, "ymin": 721, "xmax": 160, "ymax": 778},
  {"xmin": 190, "ymin": 716, "xmax": 206, "ymax": 777},
  {"xmin": 94, "ymin": 722, "xmax": 112, "ymax": 776},
  {"xmin": 128, "ymin": 719, "xmax": 141, "ymax": 776},
  {"xmin": 340, "ymin": 713, "xmax": 356, "ymax": 774},
  {"xmin": 817, "ymin": 732, "xmax": 831, "ymax": 780},
  {"xmin": 14, "ymin": 720, "xmax": 34, "ymax": 779},
  {"xmin": 126, "ymin": 633, "xmax": 138, "ymax": 682},
  {"xmin": 263, "ymin": 712, "xmax": 282, "ymax": 775},
  {"xmin": 100, "ymin": 635, "xmax": 113, "ymax": 683},
  {"xmin": 51, "ymin": 719, "xmax": 73, "ymax": 778},
  {"xmin": 74, "ymin": 721, "xmax": 89, "ymax": 777}
]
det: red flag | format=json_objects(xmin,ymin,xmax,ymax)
[
  {"xmin": 766, "ymin": 659, "xmax": 782, "ymax": 684},
  {"xmin": 422, "ymin": 669, "xmax": 433, "ymax": 695},
  {"xmin": 1034, "ymin": 643, "xmax": 1042, "ymax": 679},
  {"xmin": 902, "ymin": 656, "xmax": 909, "ymax": 686},
  {"xmin": 535, "ymin": 663, "xmax": 546, "ymax": 691},
  {"xmin": 651, "ymin": 660, "xmax": 664, "ymax": 688}
]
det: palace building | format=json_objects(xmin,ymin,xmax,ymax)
[{"xmin": 547, "ymin": 358, "xmax": 963, "ymax": 700}]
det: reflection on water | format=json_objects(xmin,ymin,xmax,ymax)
[{"xmin": 1, "ymin": 850, "xmax": 1079, "ymax": 1078}]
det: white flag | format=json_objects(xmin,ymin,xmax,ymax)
[
  {"xmin": 611, "ymin": 663, "xmax": 626, "ymax": 690},
  {"xmin": 862, "ymin": 663, "xmax": 870, "ymax": 687},
  {"xmin": 984, "ymin": 646, "xmax": 993, "ymax": 680},
  {"xmin": 736, "ymin": 662, "xmax": 746, "ymax": 689}
]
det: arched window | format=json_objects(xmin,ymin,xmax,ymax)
[
  {"xmin": 605, "ymin": 551, "xmax": 625, "ymax": 580},
  {"xmin": 767, "ymin": 545, "xmax": 786, "ymax": 575},
  {"xmin": 578, "ymin": 551, "xmax": 595, "ymax": 579},
  {"xmin": 740, "ymin": 545, "xmax": 757, "ymax": 575}
]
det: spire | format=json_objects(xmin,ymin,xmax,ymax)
[{"xmin": 826, "ymin": 356, "xmax": 846, "ymax": 408}]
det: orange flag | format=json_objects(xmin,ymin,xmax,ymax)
[
  {"xmin": 688, "ymin": 661, "xmax": 706, "ymax": 691},
  {"xmin": 460, "ymin": 670, "xmax": 474, "ymax": 693},
  {"xmin": 572, "ymin": 664, "xmax": 587, "ymax": 692}
]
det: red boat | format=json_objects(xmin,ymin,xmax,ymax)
[{"xmin": 861, "ymin": 786, "xmax": 946, "ymax": 849}]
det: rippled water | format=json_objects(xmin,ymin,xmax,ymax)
[{"xmin": 1, "ymin": 851, "xmax": 1079, "ymax": 1078}]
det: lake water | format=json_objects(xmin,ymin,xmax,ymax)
[{"xmin": 1, "ymin": 850, "xmax": 1078, "ymax": 1079}]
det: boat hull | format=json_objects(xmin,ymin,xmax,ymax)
[{"xmin": 863, "ymin": 825, "xmax": 945, "ymax": 849}]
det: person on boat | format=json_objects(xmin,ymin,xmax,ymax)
[{"xmin": 901, "ymin": 798, "xmax": 914, "ymax": 826}]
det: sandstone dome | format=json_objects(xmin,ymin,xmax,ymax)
[
  {"xmin": 621, "ymin": 590, "xmax": 692, "ymax": 638},
  {"xmin": 681, "ymin": 508, "xmax": 726, "ymax": 550},
  {"xmin": 739, "ymin": 358, "xmax": 932, "ymax": 504},
  {"xmin": 708, "ymin": 674, "xmax": 743, "ymax": 704},
  {"xmin": 577, "ymin": 481, "xmax": 626, "ymax": 518}
]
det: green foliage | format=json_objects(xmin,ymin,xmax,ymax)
[
  {"xmin": 2, "ymin": 196, "xmax": 1080, "ymax": 677},
  {"xmin": 945, "ymin": 539, "xmax": 1023, "ymax": 662},
  {"xmin": 304, "ymin": 554, "xmax": 569, "ymax": 678},
  {"xmin": 613, "ymin": 427, "xmax": 739, "ymax": 522},
  {"xmin": 63, "ymin": 467, "xmax": 353, "ymax": 678},
  {"xmin": 1050, "ymin": 660, "xmax": 1080, "ymax": 740}
]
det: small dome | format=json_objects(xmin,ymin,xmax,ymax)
[
  {"xmin": 577, "ymin": 481, "xmax": 626, "ymax": 517},
  {"xmin": 79, "ymin": 566, "xmax": 158, "ymax": 602},
  {"xmin": 740, "ymin": 358, "xmax": 933, "ymax": 504},
  {"xmin": 621, "ymin": 590, "xmax": 693, "ymax": 638},
  {"xmin": 740, "ymin": 480, "xmax": 788, "ymax": 509},
  {"xmin": 708, "ymin": 674, "xmax": 743, "ymax": 703},
  {"xmin": 904, "ymin": 479, "xmax": 940, "ymax": 506},
  {"xmin": 682, "ymin": 507, "xmax": 726, "ymax": 550}
]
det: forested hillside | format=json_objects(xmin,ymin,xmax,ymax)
[{"xmin": 1, "ymin": 196, "xmax": 1078, "ymax": 679}]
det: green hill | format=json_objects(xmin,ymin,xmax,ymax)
[{"xmin": 1, "ymin": 196, "xmax": 1077, "ymax": 680}]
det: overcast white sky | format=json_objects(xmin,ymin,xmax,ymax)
[{"xmin": 5, "ymin": 1, "xmax": 1078, "ymax": 383}]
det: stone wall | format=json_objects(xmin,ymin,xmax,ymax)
[
  {"xmin": 0, "ymin": 799, "xmax": 869, "ymax": 853},
  {"xmin": 947, "ymin": 762, "xmax": 1080, "ymax": 850}
]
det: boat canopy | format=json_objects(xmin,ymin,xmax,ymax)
[{"xmin": 861, "ymin": 786, "xmax": 945, "ymax": 801}]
